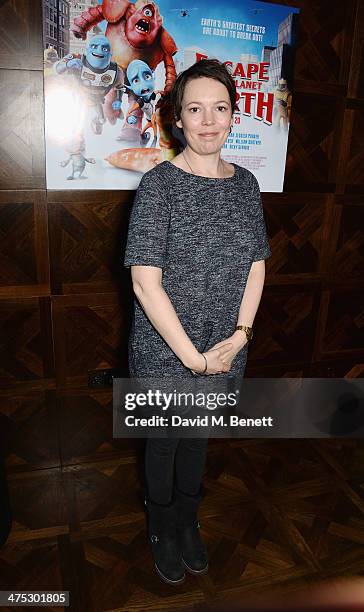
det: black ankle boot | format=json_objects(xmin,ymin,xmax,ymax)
[
  {"xmin": 144, "ymin": 498, "xmax": 186, "ymax": 586},
  {"xmin": 174, "ymin": 487, "xmax": 209, "ymax": 575}
]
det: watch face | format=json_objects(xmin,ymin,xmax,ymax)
[{"xmin": 236, "ymin": 326, "xmax": 252, "ymax": 342}]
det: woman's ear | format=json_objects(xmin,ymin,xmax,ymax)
[
  {"xmin": 171, "ymin": 124, "xmax": 186, "ymax": 147},
  {"xmin": 175, "ymin": 117, "xmax": 183, "ymax": 130}
]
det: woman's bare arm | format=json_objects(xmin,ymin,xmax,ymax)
[
  {"xmin": 131, "ymin": 265, "xmax": 232, "ymax": 373},
  {"xmin": 209, "ymin": 260, "xmax": 267, "ymax": 359},
  {"xmin": 236, "ymin": 259, "xmax": 266, "ymax": 328}
]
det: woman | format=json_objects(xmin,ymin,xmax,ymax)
[{"xmin": 124, "ymin": 59, "xmax": 271, "ymax": 585}]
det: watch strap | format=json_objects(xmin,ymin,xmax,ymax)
[{"xmin": 236, "ymin": 325, "xmax": 253, "ymax": 343}]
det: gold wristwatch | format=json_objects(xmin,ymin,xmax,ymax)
[{"xmin": 236, "ymin": 325, "xmax": 253, "ymax": 343}]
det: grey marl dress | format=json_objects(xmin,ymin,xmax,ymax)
[{"xmin": 123, "ymin": 160, "xmax": 271, "ymax": 379}]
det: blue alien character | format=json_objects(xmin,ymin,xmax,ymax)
[
  {"xmin": 55, "ymin": 35, "xmax": 124, "ymax": 135},
  {"xmin": 113, "ymin": 60, "xmax": 160, "ymax": 145},
  {"xmin": 60, "ymin": 134, "xmax": 96, "ymax": 180}
]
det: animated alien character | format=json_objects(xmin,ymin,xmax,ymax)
[
  {"xmin": 60, "ymin": 134, "xmax": 96, "ymax": 180},
  {"xmin": 273, "ymin": 78, "xmax": 292, "ymax": 130},
  {"xmin": 55, "ymin": 34, "xmax": 124, "ymax": 135},
  {"xmin": 44, "ymin": 46, "xmax": 59, "ymax": 79},
  {"xmin": 71, "ymin": 0, "xmax": 177, "ymax": 142},
  {"xmin": 115, "ymin": 59, "xmax": 160, "ymax": 145}
]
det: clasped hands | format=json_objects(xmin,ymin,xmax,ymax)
[{"xmin": 190, "ymin": 331, "xmax": 248, "ymax": 375}]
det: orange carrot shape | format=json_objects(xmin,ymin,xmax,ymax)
[{"xmin": 105, "ymin": 147, "xmax": 164, "ymax": 172}]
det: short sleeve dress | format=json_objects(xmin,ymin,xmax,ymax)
[{"xmin": 123, "ymin": 160, "xmax": 271, "ymax": 379}]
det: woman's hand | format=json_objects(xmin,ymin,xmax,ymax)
[
  {"xmin": 209, "ymin": 332, "xmax": 248, "ymax": 369},
  {"xmin": 191, "ymin": 343, "xmax": 233, "ymax": 375}
]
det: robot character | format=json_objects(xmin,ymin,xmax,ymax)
[
  {"xmin": 60, "ymin": 134, "xmax": 96, "ymax": 180},
  {"xmin": 115, "ymin": 60, "xmax": 160, "ymax": 145},
  {"xmin": 55, "ymin": 34, "xmax": 124, "ymax": 135},
  {"xmin": 273, "ymin": 78, "xmax": 292, "ymax": 130},
  {"xmin": 71, "ymin": 0, "xmax": 178, "ymax": 145}
]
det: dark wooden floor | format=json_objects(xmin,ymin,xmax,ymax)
[{"xmin": 1, "ymin": 431, "xmax": 363, "ymax": 612}]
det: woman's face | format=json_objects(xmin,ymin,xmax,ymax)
[{"xmin": 176, "ymin": 76, "xmax": 233, "ymax": 155}]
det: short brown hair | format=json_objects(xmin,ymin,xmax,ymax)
[{"xmin": 169, "ymin": 59, "xmax": 237, "ymax": 124}]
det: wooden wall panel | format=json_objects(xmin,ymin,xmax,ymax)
[
  {"xmin": 284, "ymin": 92, "xmax": 338, "ymax": 192},
  {"xmin": 0, "ymin": 388, "xmax": 59, "ymax": 472},
  {"xmin": 5, "ymin": 468, "xmax": 68, "ymax": 532},
  {"xmin": 347, "ymin": 0, "xmax": 364, "ymax": 99},
  {"xmin": 47, "ymin": 191, "xmax": 132, "ymax": 295},
  {"xmin": 0, "ymin": 69, "xmax": 45, "ymax": 190},
  {"xmin": 52, "ymin": 294, "xmax": 130, "ymax": 388},
  {"xmin": 0, "ymin": 191, "xmax": 49, "ymax": 297},
  {"xmin": 0, "ymin": 297, "xmax": 53, "ymax": 387},
  {"xmin": 56, "ymin": 388, "xmax": 142, "ymax": 466},
  {"xmin": 263, "ymin": 192, "xmax": 364, "ymax": 286},
  {"xmin": 248, "ymin": 286, "xmax": 320, "ymax": 366},
  {"xmin": 293, "ymin": 0, "xmax": 355, "ymax": 89},
  {"xmin": 309, "ymin": 358, "xmax": 364, "ymax": 378},
  {"xmin": 344, "ymin": 107, "xmax": 364, "ymax": 193},
  {"xmin": 317, "ymin": 289, "xmax": 364, "ymax": 358},
  {"xmin": 0, "ymin": 0, "xmax": 43, "ymax": 70},
  {"xmin": 330, "ymin": 195, "xmax": 364, "ymax": 281},
  {"xmin": 262, "ymin": 193, "xmax": 328, "ymax": 278},
  {"xmin": 0, "ymin": 0, "xmax": 363, "ymax": 476}
]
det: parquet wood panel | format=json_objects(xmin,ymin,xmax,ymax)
[
  {"xmin": 0, "ymin": 439, "xmax": 362, "ymax": 612},
  {"xmin": 247, "ymin": 356, "xmax": 364, "ymax": 380},
  {"xmin": 0, "ymin": 0, "xmax": 43, "ymax": 70},
  {"xmin": 0, "ymin": 297, "xmax": 53, "ymax": 387},
  {"xmin": 329, "ymin": 195, "xmax": 364, "ymax": 282},
  {"xmin": 315, "ymin": 289, "xmax": 364, "ymax": 359},
  {"xmin": 347, "ymin": 0, "xmax": 364, "ymax": 99},
  {"xmin": 308, "ymin": 358, "xmax": 364, "ymax": 378},
  {"xmin": 0, "ymin": 191, "xmax": 49, "ymax": 297},
  {"xmin": 246, "ymin": 286, "xmax": 320, "ymax": 365},
  {"xmin": 293, "ymin": 0, "xmax": 355, "ymax": 88},
  {"xmin": 0, "ymin": 0, "xmax": 362, "ymax": 386},
  {"xmin": 47, "ymin": 191, "xmax": 133, "ymax": 295},
  {"xmin": 0, "ymin": 384, "xmax": 141, "ymax": 477},
  {"xmin": 56, "ymin": 387, "xmax": 143, "ymax": 466},
  {"xmin": 261, "ymin": 193, "xmax": 328, "ymax": 277},
  {"xmin": 52, "ymin": 294, "xmax": 130, "ymax": 387},
  {"xmin": 344, "ymin": 107, "xmax": 364, "ymax": 193},
  {"xmin": 0, "ymin": 388, "xmax": 59, "ymax": 473},
  {"xmin": 284, "ymin": 92, "xmax": 337, "ymax": 193},
  {"xmin": 0, "ymin": 69, "xmax": 45, "ymax": 190}
]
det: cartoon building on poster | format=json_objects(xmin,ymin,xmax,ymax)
[{"xmin": 43, "ymin": 0, "xmax": 299, "ymax": 191}]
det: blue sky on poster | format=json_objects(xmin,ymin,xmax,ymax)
[{"xmin": 96, "ymin": 0, "xmax": 299, "ymax": 60}]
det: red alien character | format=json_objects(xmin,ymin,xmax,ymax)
[{"xmin": 71, "ymin": 0, "xmax": 178, "ymax": 144}]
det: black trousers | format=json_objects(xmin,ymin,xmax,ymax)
[{"xmin": 144, "ymin": 437, "xmax": 209, "ymax": 504}]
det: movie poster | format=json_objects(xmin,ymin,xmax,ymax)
[{"xmin": 43, "ymin": 0, "xmax": 299, "ymax": 191}]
